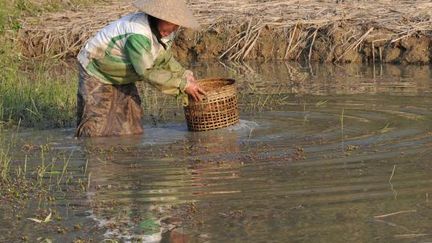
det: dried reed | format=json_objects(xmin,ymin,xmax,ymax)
[{"xmin": 18, "ymin": 0, "xmax": 432, "ymax": 61}]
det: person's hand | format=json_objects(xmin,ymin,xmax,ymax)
[
  {"xmin": 184, "ymin": 71, "xmax": 196, "ymax": 84},
  {"xmin": 184, "ymin": 74, "xmax": 206, "ymax": 102}
]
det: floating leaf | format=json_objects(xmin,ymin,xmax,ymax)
[
  {"xmin": 37, "ymin": 238, "xmax": 52, "ymax": 243},
  {"xmin": 27, "ymin": 218, "xmax": 43, "ymax": 223},
  {"xmin": 27, "ymin": 211, "xmax": 52, "ymax": 224}
]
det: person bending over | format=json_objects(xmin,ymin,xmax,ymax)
[{"xmin": 76, "ymin": 0, "xmax": 205, "ymax": 137}]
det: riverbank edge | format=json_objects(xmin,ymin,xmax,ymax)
[{"xmin": 171, "ymin": 22, "xmax": 431, "ymax": 64}]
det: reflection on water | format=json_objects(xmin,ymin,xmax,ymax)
[
  {"xmin": 2, "ymin": 62, "xmax": 432, "ymax": 242},
  {"xmin": 194, "ymin": 62, "xmax": 432, "ymax": 96},
  {"xmin": 82, "ymin": 124, "xmax": 248, "ymax": 241}
]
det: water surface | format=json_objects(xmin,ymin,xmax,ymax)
[{"xmin": 2, "ymin": 62, "xmax": 432, "ymax": 242}]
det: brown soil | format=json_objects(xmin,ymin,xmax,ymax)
[{"xmin": 172, "ymin": 23, "xmax": 431, "ymax": 64}]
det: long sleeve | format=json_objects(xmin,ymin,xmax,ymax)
[{"xmin": 124, "ymin": 34, "xmax": 188, "ymax": 96}]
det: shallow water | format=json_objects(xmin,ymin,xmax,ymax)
[{"xmin": 2, "ymin": 62, "xmax": 432, "ymax": 242}]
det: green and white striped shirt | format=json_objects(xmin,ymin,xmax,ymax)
[{"xmin": 78, "ymin": 13, "xmax": 188, "ymax": 96}]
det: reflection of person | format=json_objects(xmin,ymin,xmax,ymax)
[
  {"xmin": 76, "ymin": 0, "xmax": 206, "ymax": 137},
  {"xmin": 82, "ymin": 129, "xmax": 242, "ymax": 241},
  {"xmin": 83, "ymin": 138, "xmax": 175, "ymax": 241}
]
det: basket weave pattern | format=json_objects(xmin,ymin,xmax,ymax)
[{"xmin": 184, "ymin": 78, "xmax": 239, "ymax": 131}]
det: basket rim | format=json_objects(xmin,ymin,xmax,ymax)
[{"xmin": 196, "ymin": 77, "xmax": 236, "ymax": 96}]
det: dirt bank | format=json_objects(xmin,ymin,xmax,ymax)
[
  {"xmin": 172, "ymin": 23, "xmax": 431, "ymax": 64},
  {"xmin": 17, "ymin": 0, "xmax": 432, "ymax": 64}
]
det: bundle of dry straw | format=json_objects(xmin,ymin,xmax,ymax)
[{"xmin": 18, "ymin": 0, "xmax": 432, "ymax": 62}]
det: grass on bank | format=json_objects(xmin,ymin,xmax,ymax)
[
  {"xmin": 0, "ymin": 0, "xmax": 107, "ymax": 128},
  {"xmin": 0, "ymin": 0, "xmax": 181, "ymax": 129},
  {"xmin": 0, "ymin": 0, "xmax": 107, "ymax": 33},
  {"xmin": 0, "ymin": 57, "xmax": 77, "ymax": 128}
]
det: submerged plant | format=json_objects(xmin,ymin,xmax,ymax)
[
  {"xmin": 0, "ymin": 147, "xmax": 12, "ymax": 182},
  {"xmin": 0, "ymin": 124, "xmax": 19, "ymax": 182}
]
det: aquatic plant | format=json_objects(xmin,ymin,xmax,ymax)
[
  {"xmin": 0, "ymin": 124, "xmax": 19, "ymax": 182},
  {"xmin": 0, "ymin": 146, "xmax": 12, "ymax": 182}
]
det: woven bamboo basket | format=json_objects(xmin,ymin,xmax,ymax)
[{"xmin": 184, "ymin": 78, "xmax": 239, "ymax": 132}]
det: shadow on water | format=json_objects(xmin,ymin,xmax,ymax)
[{"xmin": 2, "ymin": 62, "xmax": 432, "ymax": 242}]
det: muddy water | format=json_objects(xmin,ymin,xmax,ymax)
[{"xmin": 3, "ymin": 62, "xmax": 432, "ymax": 242}]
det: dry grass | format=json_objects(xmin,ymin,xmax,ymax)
[{"xmin": 18, "ymin": 0, "xmax": 432, "ymax": 61}]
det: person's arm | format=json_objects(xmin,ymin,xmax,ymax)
[
  {"xmin": 165, "ymin": 55, "xmax": 206, "ymax": 101},
  {"xmin": 125, "ymin": 34, "xmax": 205, "ymax": 100},
  {"xmin": 124, "ymin": 34, "xmax": 187, "ymax": 95},
  {"xmin": 163, "ymin": 51, "xmax": 207, "ymax": 101}
]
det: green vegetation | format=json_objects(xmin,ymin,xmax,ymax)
[
  {"xmin": 0, "ymin": 0, "xmax": 179, "ymax": 129},
  {"xmin": 0, "ymin": 0, "xmax": 106, "ymax": 129},
  {"xmin": 0, "ymin": 129, "xmax": 94, "ymax": 241},
  {"xmin": 0, "ymin": 0, "xmax": 106, "ymax": 34},
  {"xmin": 0, "ymin": 128, "xmax": 72, "ymax": 187},
  {"xmin": 0, "ymin": 59, "xmax": 77, "ymax": 128}
]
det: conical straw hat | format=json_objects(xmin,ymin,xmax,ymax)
[{"xmin": 133, "ymin": 0, "xmax": 200, "ymax": 29}]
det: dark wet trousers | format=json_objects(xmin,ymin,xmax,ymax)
[{"xmin": 76, "ymin": 64, "xmax": 144, "ymax": 137}]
